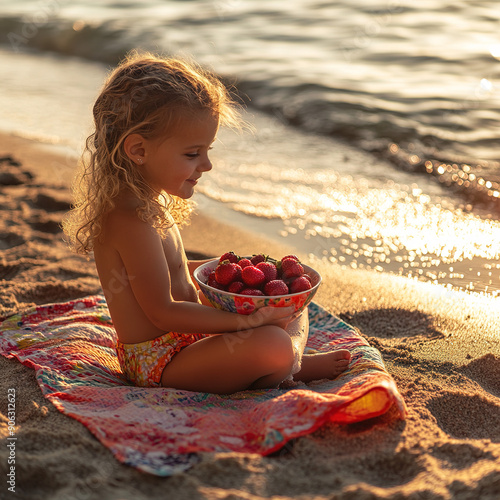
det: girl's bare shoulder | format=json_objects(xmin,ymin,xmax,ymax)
[{"xmin": 103, "ymin": 203, "xmax": 156, "ymax": 247}]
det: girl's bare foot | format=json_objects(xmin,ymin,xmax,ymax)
[{"xmin": 294, "ymin": 350, "xmax": 351, "ymax": 383}]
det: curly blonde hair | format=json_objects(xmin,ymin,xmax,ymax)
[{"xmin": 63, "ymin": 51, "xmax": 241, "ymax": 254}]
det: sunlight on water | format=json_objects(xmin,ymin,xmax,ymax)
[
  {"xmin": 490, "ymin": 44, "xmax": 500, "ymax": 59},
  {"xmin": 199, "ymin": 160, "xmax": 500, "ymax": 296}
]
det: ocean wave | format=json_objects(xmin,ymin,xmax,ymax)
[
  {"xmin": 1, "ymin": 3, "xmax": 498, "ymax": 212},
  {"xmin": 0, "ymin": 16, "xmax": 137, "ymax": 63}
]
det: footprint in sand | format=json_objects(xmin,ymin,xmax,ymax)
[
  {"xmin": 341, "ymin": 308, "xmax": 444, "ymax": 342},
  {"xmin": 0, "ymin": 262, "xmax": 22, "ymax": 281},
  {"xmin": 30, "ymin": 215, "xmax": 62, "ymax": 234},
  {"xmin": 459, "ymin": 354, "xmax": 500, "ymax": 398},
  {"xmin": 358, "ymin": 449, "xmax": 424, "ymax": 487},
  {"xmin": 431, "ymin": 442, "xmax": 496, "ymax": 469},
  {"xmin": 427, "ymin": 392, "xmax": 500, "ymax": 442},
  {"xmin": 35, "ymin": 267, "xmax": 95, "ymax": 282},
  {"xmin": 16, "ymin": 281, "xmax": 99, "ymax": 306},
  {"xmin": 0, "ymin": 231, "xmax": 26, "ymax": 250},
  {"xmin": 0, "ymin": 260, "xmax": 42, "ymax": 281},
  {"xmin": 0, "ymin": 156, "xmax": 34, "ymax": 185},
  {"xmin": 33, "ymin": 191, "xmax": 71, "ymax": 212}
]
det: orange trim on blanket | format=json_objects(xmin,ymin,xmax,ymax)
[{"xmin": 333, "ymin": 382, "xmax": 407, "ymax": 424}]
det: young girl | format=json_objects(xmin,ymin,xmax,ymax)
[{"xmin": 64, "ymin": 52, "xmax": 351, "ymax": 394}]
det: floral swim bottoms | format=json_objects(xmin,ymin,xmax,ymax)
[{"xmin": 116, "ymin": 331, "xmax": 208, "ymax": 387}]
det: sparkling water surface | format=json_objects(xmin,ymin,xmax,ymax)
[{"xmin": 0, "ymin": 1, "xmax": 499, "ymax": 297}]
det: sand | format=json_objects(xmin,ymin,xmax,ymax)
[{"xmin": 0, "ymin": 132, "xmax": 499, "ymax": 500}]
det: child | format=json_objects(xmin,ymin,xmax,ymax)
[{"xmin": 63, "ymin": 52, "xmax": 351, "ymax": 394}]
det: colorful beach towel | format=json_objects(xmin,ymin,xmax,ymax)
[{"xmin": 0, "ymin": 295, "xmax": 406, "ymax": 476}]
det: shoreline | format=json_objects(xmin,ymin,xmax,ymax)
[
  {"xmin": 192, "ymin": 192, "xmax": 500, "ymax": 300},
  {"xmin": 3, "ymin": 101, "xmax": 500, "ymax": 300},
  {"xmin": 1, "ymin": 45, "xmax": 499, "ymax": 299},
  {"xmin": 1, "ymin": 132, "xmax": 499, "ymax": 499}
]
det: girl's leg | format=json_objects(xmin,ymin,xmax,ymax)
[
  {"xmin": 285, "ymin": 309, "xmax": 309, "ymax": 376},
  {"xmin": 285, "ymin": 308, "xmax": 351, "ymax": 383},
  {"xmin": 161, "ymin": 326, "xmax": 295, "ymax": 394},
  {"xmin": 293, "ymin": 350, "xmax": 351, "ymax": 383}
]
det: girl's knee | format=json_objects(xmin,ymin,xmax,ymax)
[{"xmin": 259, "ymin": 326, "xmax": 295, "ymax": 370}]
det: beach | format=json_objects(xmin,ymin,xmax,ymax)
[{"xmin": 1, "ymin": 132, "xmax": 499, "ymax": 500}]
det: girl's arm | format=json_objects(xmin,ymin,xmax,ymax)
[
  {"xmin": 107, "ymin": 211, "xmax": 293, "ymax": 334},
  {"xmin": 187, "ymin": 258, "xmax": 214, "ymax": 277},
  {"xmin": 187, "ymin": 258, "xmax": 217, "ymax": 307}
]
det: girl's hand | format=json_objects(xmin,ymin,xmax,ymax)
[{"xmin": 251, "ymin": 305, "xmax": 297, "ymax": 330}]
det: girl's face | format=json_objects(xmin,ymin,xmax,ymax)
[{"xmin": 141, "ymin": 112, "xmax": 219, "ymax": 199}]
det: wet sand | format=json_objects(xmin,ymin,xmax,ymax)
[{"xmin": 0, "ymin": 132, "xmax": 499, "ymax": 500}]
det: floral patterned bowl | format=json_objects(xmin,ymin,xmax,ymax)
[{"xmin": 193, "ymin": 259, "xmax": 321, "ymax": 315}]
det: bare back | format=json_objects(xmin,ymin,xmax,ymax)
[{"xmin": 93, "ymin": 203, "xmax": 199, "ymax": 344}]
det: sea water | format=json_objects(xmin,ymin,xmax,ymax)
[{"xmin": 0, "ymin": 0, "xmax": 499, "ymax": 296}]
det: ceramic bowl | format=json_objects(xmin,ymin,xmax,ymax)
[{"xmin": 193, "ymin": 258, "xmax": 321, "ymax": 315}]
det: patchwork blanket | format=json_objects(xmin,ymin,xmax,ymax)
[{"xmin": 0, "ymin": 295, "xmax": 406, "ymax": 476}]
